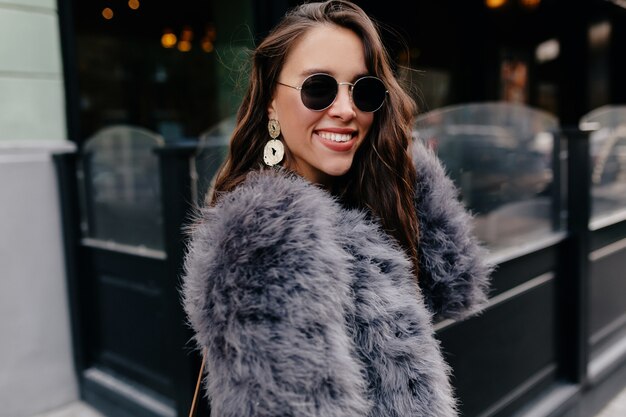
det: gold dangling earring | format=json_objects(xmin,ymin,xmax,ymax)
[{"xmin": 263, "ymin": 119, "xmax": 285, "ymax": 167}]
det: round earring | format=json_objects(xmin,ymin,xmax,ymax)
[{"xmin": 263, "ymin": 119, "xmax": 284, "ymax": 167}]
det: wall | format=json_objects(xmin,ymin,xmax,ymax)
[{"xmin": 0, "ymin": 0, "xmax": 77, "ymax": 415}]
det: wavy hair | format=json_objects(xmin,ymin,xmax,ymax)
[{"xmin": 210, "ymin": 0, "xmax": 420, "ymax": 279}]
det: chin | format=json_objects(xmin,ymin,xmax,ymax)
[{"xmin": 322, "ymin": 164, "xmax": 353, "ymax": 178}]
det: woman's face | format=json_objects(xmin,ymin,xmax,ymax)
[{"xmin": 268, "ymin": 24, "xmax": 375, "ymax": 186}]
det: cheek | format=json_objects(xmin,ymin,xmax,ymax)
[
  {"xmin": 359, "ymin": 113, "xmax": 375, "ymax": 136},
  {"xmin": 279, "ymin": 97, "xmax": 318, "ymax": 140}
]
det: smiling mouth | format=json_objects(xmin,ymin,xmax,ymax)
[{"xmin": 316, "ymin": 131, "xmax": 355, "ymax": 143}]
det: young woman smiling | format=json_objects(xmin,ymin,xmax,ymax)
[{"xmin": 182, "ymin": 1, "xmax": 491, "ymax": 416}]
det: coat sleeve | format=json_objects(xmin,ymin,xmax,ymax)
[
  {"xmin": 181, "ymin": 172, "xmax": 370, "ymax": 417},
  {"xmin": 412, "ymin": 140, "xmax": 493, "ymax": 321}
]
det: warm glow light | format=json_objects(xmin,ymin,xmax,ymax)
[
  {"xmin": 102, "ymin": 7, "xmax": 114, "ymax": 20},
  {"xmin": 181, "ymin": 26, "xmax": 194, "ymax": 41},
  {"xmin": 176, "ymin": 26, "xmax": 193, "ymax": 52},
  {"xmin": 128, "ymin": 0, "xmax": 140, "ymax": 10},
  {"xmin": 161, "ymin": 31, "xmax": 177, "ymax": 48},
  {"xmin": 206, "ymin": 25, "xmax": 217, "ymax": 41},
  {"xmin": 520, "ymin": 0, "xmax": 540, "ymax": 9},
  {"xmin": 485, "ymin": 0, "xmax": 507, "ymax": 8},
  {"xmin": 201, "ymin": 39, "xmax": 214, "ymax": 53},
  {"xmin": 178, "ymin": 40, "xmax": 192, "ymax": 52}
]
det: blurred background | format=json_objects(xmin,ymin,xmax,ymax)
[{"xmin": 2, "ymin": 0, "xmax": 626, "ymax": 416}]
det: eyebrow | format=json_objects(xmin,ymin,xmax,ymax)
[{"xmin": 300, "ymin": 68, "xmax": 370, "ymax": 81}]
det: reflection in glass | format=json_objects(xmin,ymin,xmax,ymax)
[
  {"xmin": 580, "ymin": 106, "xmax": 626, "ymax": 226},
  {"xmin": 414, "ymin": 102, "xmax": 561, "ymax": 252},
  {"xmin": 192, "ymin": 116, "xmax": 235, "ymax": 206},
  {"xmin": 79, "ymin": 126, "xmax": 165, "ymax": 250},
  {"xmin": 71, "ymin": 1, "xmax": 238, "ymax": 142}
]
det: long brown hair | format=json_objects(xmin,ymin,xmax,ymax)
[{"xmin": 210, "ymin": 0, "xmax": 420, "ymax": 279}]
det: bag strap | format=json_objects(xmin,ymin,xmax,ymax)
[{"xmin": 188, "ymin": 349, "xmax": 207, "ymax": 417}]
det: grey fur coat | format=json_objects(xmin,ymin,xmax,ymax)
[{"xmin": 182, "ymin": 140, "xmax": 491, "ymax": 416}]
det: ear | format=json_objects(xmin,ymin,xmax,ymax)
[{"xmin": 267, "ymin": 98, "xmax": 278, "ymax": 120}]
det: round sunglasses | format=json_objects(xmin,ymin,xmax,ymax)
[{"xmin": 277, "ymin": 73, "xmax": 388, "ymax": 113}]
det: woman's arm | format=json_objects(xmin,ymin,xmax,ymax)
[
  {"xmin": 182, "ymin": 172, "xmax": 370, "ymax": 417},
  {"xmin": 412, "ymin": 141, "xmax": 493, "ymax": 321}
]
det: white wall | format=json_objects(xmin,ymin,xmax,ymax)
[
  {"xmin": 0, "ymin": 0, "xmax": 66, "ymax": 141},
  {"xmin": 0, "ymin": 142, "xmax": 78, "ymax": 417},
  {"xmin": 0, "ymin": 0, "xmax": 78, "ymax": 416}
]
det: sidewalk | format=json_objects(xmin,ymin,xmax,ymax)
[
  {"xmin": 595, "ymin": 384, "xmax": 626, "ymax": 417},
  {"xmin": 30, "ymin": 402, "xmax": 104, "ymax": 417},
  {"xmin": 29, "ymin": 383, "xmax": 626, "ymax": 417}
]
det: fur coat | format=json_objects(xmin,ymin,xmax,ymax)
[{"xmin": 182, "ymin": 140, "xmax": 491, "ymax": 417}]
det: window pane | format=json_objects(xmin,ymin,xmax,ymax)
[
  {"xmin": 79, "ymin": 126, "xmax": 164, "ymax": 250},
  {"xmin": 580, "ymin": 106, "xmax": 626, "ymax": 226},
  {"xmin": 71, "ymin": 1, "xmax": 243, "ymax": 142},
  {"xmin": 415, "ymin": 103, "xmax": 562, "ymax": 252}
]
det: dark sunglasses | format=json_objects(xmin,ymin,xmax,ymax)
[{"xmin": 277, "ymin": 73, "xmax": 388, "ymax": 113}]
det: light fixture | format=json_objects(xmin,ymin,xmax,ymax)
[
  {"xmin": 178, "ymin": 41, "xmax": 192, "ymax": 52},
  {"xmin": 177, "ymin": 26, "xmax": 193, "ymax": 52},
  {"xmin": 128, "ymin": 0, "xmax": 140, "ymax": 10},
  {"xmin": 181, "ymin": 26, "xmax": 194, "ymax": 42},
  {"xmin": 206, "ymin": 24, "xmax": 217, "ymax": 42},
  {"xmin": 589, "ymin": 21, "xmax": 611, "ymax": 48},
  {"xmin": 102, "ymin": 7, "xmax": 114, "ymax": 20},
  {"xmin": 535, "ymin": 39, "xmax": 559, "ymax": 63},
  {"xmin": 485, "ymin": 0, "xmax": 507, "ymax": 8},
  {"xmin": 202, "ymin": 25, "xmax": 216, "ymax": 53},
  {"xmin": 201, "ymin": 39, "xmax": 214, "ymax": 53},
  {"xmin": 520, "ymin": 0, "xmax": 541, "ymax": 9},
  {"xmin": 161, "ymin": 29, "xmax": 177, "ymax": 49}
]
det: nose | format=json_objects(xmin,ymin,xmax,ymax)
[{"xmin": 327, "ymin": 84, "xmax": 356, "ymax": 119}]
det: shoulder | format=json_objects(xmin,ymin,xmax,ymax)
[
  {"xmin": 182, "ymin": 170, "xmax": 373, "ymax": 416},
  {"xmin": 183, "ymin": 169, "xmax": 353, "ymax": 303},
  {"xmin": 209, "ymin": 169, "xmax": 335, "ymax": 221},
  {"xmin": 183, "ymin": 168, "xmax": 357, "ymax": 329},
  {"xmin": 191, "ymin": 169, "xmax": 341, "ymax": 250}
]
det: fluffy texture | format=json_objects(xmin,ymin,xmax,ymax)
[
  {"xmin": 182, "ymin": 140, "xmax": 491, "ymax": 416},
  {"xmin": 412, "ymin": 142, "xmax": 492, "ymax": 320}
]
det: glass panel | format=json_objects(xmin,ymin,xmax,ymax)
[
  {"xmin": 580, "ymin": 106, "xmax": 626, "ymax": 226},
  {"xmin": 79, "ymin": 126, "xmax": 165, "ymax": 250},
  {"xmin": 72, "ymin": 1, "xmax": 253, "ymax": 142},
  {"xmin": 192, "ymin": 116, "xmax": 234, "ymax": 206},
  {"xmin": 414, "ymin": 102, "xmax": 561, "ymax": 252}
]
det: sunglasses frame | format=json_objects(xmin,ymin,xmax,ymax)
[{"xmin": 277, "ymin": 73, "xmax": 388, "ymax": 113}]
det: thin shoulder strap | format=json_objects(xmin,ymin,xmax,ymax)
[{"xmin": 188, "ymin": 349, "xmax": 207, "ymax": 417}]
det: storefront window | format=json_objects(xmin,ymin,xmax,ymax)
[
  {"xmin": 71, "ymin": 1, "xmax": 252, "ymax": 142},
  {"xmin": 580, "ymin": 106, "xmax": 626, "ymax": 228},
  {"xmin": 79, "ymin": 126, "xmax": 165, "ymax": 251},
  {"xmin": 414, "ymin": 102, "xmax": 562, "ymax": 253},
  {"xmin": 192, "ymin": 116, "xmax": 235, "ymax": 205}
]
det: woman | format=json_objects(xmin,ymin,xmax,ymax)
[{"xmin": 182, "ymin": 1, "xmax": 491, "ymax": 416}]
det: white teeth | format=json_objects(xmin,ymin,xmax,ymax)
[{"xmin": 318, "ymin": 131, "xmax": 352, "ymax": 142}]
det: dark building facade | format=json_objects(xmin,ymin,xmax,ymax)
[
  {"xmin": 54, "ymin": 1, "xmax": 626, "ymax": 416},
  {"xmin": 60, "ymin": 0, "xmax": 626, "ymax": 144}
]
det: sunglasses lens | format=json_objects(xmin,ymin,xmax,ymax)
[
  {"xmin": 301, "ymin": 74, "xmax": 338, "ymax": 111},
  {"xmin": 298, "ymin": 74, "xmax": 387, "ymax": 112},
  {"xmin": 353, "ymin": 77, "xmax": 387, "ymax": 112}
]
